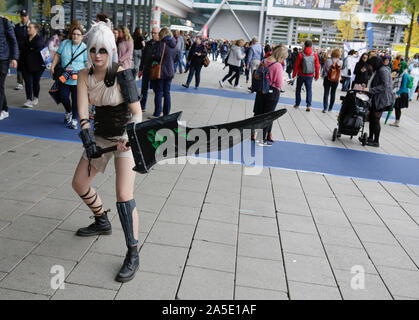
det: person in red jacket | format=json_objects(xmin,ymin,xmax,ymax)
[{"xmin": 292, "ymin": 40, "xmax": 320, "ymax": 112}]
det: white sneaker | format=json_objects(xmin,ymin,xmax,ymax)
[
  {"xmin": 219, "ymin": 80, "xmax": 224, "ymax": 88},
  {"xmin": 32, "ymin": 98, "xmax": 39, "ymax": 105},
  {"xmin": 23, "ymin": 100, "xmax": 33, "ymax": 108},
  {"xmin": 70, "ymin": 119, "xmax": 78, "ymax": 130},
  {"xmin": 64, "ymin": 112, "xmax": 72, "ymax": 125},
  {"xmin": 14, "ymin": 84, "xmax": 23, "ymax": 90},
  {"xmin": 234, "ymin": 85, "xmax": 242, "ymax": 89},
  {"xmin": 0, "ymin": 111, "xmax": 9, "ymax": 120}
]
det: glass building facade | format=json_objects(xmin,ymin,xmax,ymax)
[{"xmin": 0, "ymin": 0, "xmax": 153, "ymax": 38}]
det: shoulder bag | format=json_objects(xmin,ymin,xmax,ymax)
[{"xmin": 150, "ymin": 43, "xmax": 166, "ymax": 80}]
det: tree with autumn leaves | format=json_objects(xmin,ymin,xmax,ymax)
[
  {"xmin": 375, "ymin": 0, "xmax": 419, "ymax": 58},
  {"xmin": 334, "ymin": 0, "xmax": 365, "ymax": 42}
]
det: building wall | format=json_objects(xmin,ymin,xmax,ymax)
[{"xmin": 207, "ymin": 10, "xmax": 260, "ymax": 41}]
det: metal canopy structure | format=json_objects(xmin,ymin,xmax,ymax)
[{"xmin": 199, "ymin": 0, "xmax": 265, "ymax": 41}]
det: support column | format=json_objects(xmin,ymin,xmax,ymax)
[
  {"xmin": 102, "ymin": 0, "xmax": 106, "ymax": 13},
  {"xmin": 130, "ymin": 0, "xmax": 135, "ymax": 32},
  {"xmin": 142, "ymin": 0, "xmax": 148, "ymax": 33},
  {"xmin": 27, "ymin": 0, "xmax": 33, "ymax": 18},
  {"xmin": 113, "ymin": 0, "xmax": 118, "ymax": 27},
  {"xmin": 71, "ymin": 0, "xmax": 76, "ymax": 24},
  {"xmin": 147, "ymin": 0, "xmax": 153, "ymax": 34},
  {"xmin": 123, "ymin": 0, "xmax": 128, "ymax": 27},
  {"xmin": 87, "ymin": 0, "xmax": 93, "ymax": 30},
  {"xmin": 137, "ymin": 0, "xmax": 142, "ymax": 28},
  {"xmin": 258, "ymin": 0, "xmax": 265, "ymax": 42},
  {"xmin": 287, "ymin": 17, "xmax": 294, "ymax": 46}
]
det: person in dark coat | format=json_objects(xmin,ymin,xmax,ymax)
[
  {"xmin": 0, "ymin": 16, "xmax": 19, "ymax": 121},
  {"xmin": 139, "ymin": 27, "xmax": 159, "ymax": 111},
  {"xmin": 150, "ymin": 27, "xmax": 177, "ymax": 118},
  {"xmin": 21, "ymin": 23, "xmax": 45, "ymax": 108},
  {"xmin": 355, "ymin": 56, "xmax": 394, "ymax": 147},
  {"xmin": 14, "ymin": 10, "xmax": 30, "ymax": 90},
  {"xmin": 352, "ymin": 53, "xmax": 369, "ymax": 88},
  {"xmin": 182, "ymin": 36, "xmax": 207, "ymax": 89}
]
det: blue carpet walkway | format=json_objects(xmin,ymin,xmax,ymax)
[{"xmin": 0, "ymin": 107, "xmax": 417, "ymax": 186}]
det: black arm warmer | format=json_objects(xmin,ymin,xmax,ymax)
[
  {"xmin": 79, "ymin": 128, "xmax": 99, "ymax": 159},
  {"xmin": 116, "ymin": 69, "xmax": 141, "ymax": 104}
]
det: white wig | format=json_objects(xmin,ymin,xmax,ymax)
[{"xmin": 85, "ymin": 20, "xmax": 116, "ymax": 70}]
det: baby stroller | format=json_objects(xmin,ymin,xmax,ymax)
[{"xmin": 332, "ymin": 90, "xmax": 371, "ymax": 146}]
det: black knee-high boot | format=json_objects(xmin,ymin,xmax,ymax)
[{"xmin": 115, "ymin": 199, "xmax": 139, "ymax": 283}]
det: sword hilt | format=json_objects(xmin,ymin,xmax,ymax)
[{"xmin": 90, "ymin": 143, "xmax": 131, "ymax": 158}]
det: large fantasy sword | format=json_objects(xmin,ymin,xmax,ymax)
[{"xmin": 92, "ymin": 109, "xmax": 287, "ymax": 173}]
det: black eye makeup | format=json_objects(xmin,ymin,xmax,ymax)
[{"xmin": 89, "ymin": 48, "xmax": 108, "ymax": 55}]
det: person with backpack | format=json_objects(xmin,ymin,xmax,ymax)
[
  {"xmin": 246, "ymin": 36, "xmax": 265, "ymax": 91},
  {"xmin": 292, "ymin": 40, "xmax": 320, "ymax": 112},
  {"xmin": 219, "ymin": 39, "xmax": 245, "ymax": 89},
  {"xmin": 220, "ymin": 40, "xmax": 229, "ymax": 64},
  {"xmin": 251, "ymin": 44, "xmax": 288, "ymax": 146},
  {"xmin": 390, "ymin": 61, "xmax": 410, "ymax": 127},
  {"xmin": 0, "ymin": 16, "xmax": 19, "ymax": 121},
  {"xmin": 322, "ymin": 48, "xmax": 342, "ymax": 113}
]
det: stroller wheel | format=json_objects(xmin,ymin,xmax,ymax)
[
  {"xmin": 361, "ymin": 132, "xmax": 368, "ymax": 146},
  {"xmin": 332, "ymin": 128, "xmax": 338, "ymax": 141}
]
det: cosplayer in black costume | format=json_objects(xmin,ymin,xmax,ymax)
[
  {"xmin": 72, "ymin": 22, "xmax": 288, "ymax": 284},
  {"xmin": 72, "ymin": 21, "xmax": 142, "ymax": 283}
]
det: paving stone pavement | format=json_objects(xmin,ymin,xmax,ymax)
[{"xmin": 0, "ymin": 59, "xmax": 419, "ymax": 300}]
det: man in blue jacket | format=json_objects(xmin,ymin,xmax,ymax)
[
  {"xmin": 246, "ymin": 36, "xmax": 265, "ymax": 91},
  {"xmin": 0, "ymin": 16, "xmax": 19, "ymax": 121},
  {"xmin": 14, "ymin": 10, "xmax": 29, "ymax": 90}
]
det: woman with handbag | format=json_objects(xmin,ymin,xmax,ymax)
[
  {"xmin": 149, "ymin": 27, "xmax": 177, "ymax": 118},
  {"xmin": 21, "ymin": 23, "xmax": 45, "ymax": 108},
  {"xmin": 322, "ymin": 48, "xmax": 342, "ymax": 113},
  {"xmin": 182, "ymin": 36, "xmax": 207, "ymax": 90},
  {"xmin": 51, "ymin": 22, "xmax": 87, "ymax": 129},
  {"xmin": 355, "ymin": 56, "xmax": 394, "ymax": 147}
]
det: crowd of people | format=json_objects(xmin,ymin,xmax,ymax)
[{"xmin": 0, "ymin": 10, "xmax": 418, "ymax": 148}]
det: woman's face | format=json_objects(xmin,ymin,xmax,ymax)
[
  {"xmin": 118, "ymin": 29, "xmax": 124, "ymax": 39},
  {"xmin": 196, "ymin": 38, "xmax": 202, "ymax": 45},
  {"xmin": 72, "ymin": 29, "xmax": 83, "ymax": 44},
  {"xmin": 27, "ymin": 24, "xmax": 36, "ymax": 36},
  {"xmin": 113, "ymin": 30, "xmax": 119, "ymax": 40},
  {"xmin": 384, "ymin": 58, "xmax": 390, "ymax": 66},
  {"xmin": 362, "ymin": 54, "xmax": 368, "ymax": 62},
  {"xmin": 90, "ymin": 47, "xmax": 109, "ymax": 69}
]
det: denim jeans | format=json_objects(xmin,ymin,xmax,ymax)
[
  {"xmin": 140, "ymin": 69, "xmax": 150, "ymax": 111},
  {"xmin": 152, "ymin": 79, "xmax": 172, "ymax": 116},
  {"xmin": 342, "ymin": 76, "xmax": 351, "ymax": 91},
  {"xmin": 59, "ymin": 82, "xmax": 78, "ymax": 119},
  {"xmin": 295, "ymin": 75, "xmax": 313, "ymax": 107},
  {"xmin": 221, "ymin": 53, "xmax": 227, "ymax": 64},
  {"xmin": 186, "ymin": 64, "xmax": 203, "ymax": 88},
  {"xmin": 133, "ymin": 49, "xmax": 142, "ymax": 75},
  {"xmin": 174, "ymin": 51, "xmax": 186, "ymax": 73}
]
